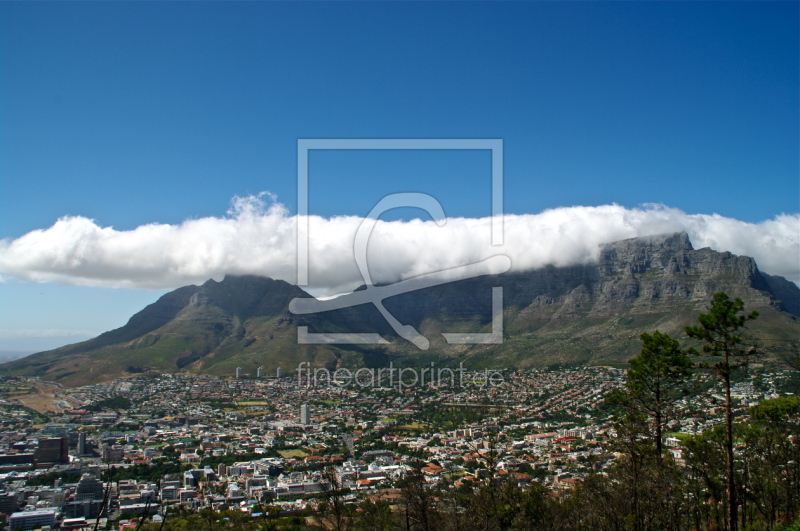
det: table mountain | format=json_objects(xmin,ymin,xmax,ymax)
[{"xmin": 3, "ymin": 232, "xmax": 798, "ymax": 386}]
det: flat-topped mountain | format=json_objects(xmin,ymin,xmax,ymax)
[{"xmin": 3, "ymin": 232, "xmax": 798, "ymax": 386}]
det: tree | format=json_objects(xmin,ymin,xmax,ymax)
[
  {"xmin": 685, "ymin": 292, "xmax": 758, "ymax": 531},
  {"xmin": 741, "ymin": 397, "xmax": 800, "ymax": 527},
  {"xmin": 354, "ymin": 499, "xmax": 395, "ymax": 531},
  {"xmin": 399, "ymin": 469, "xmax": 440, "ymax": 531},
  {"xmin": 316, "ymin": 466, "xmax": 350, "ymax": 531},
  {"xmin": 628, "ymin": 330, "xmax": 693, "ymax": 458},
  {"xmin": 600, "ymin": 330, "xmax": 691, "ymax": 530},
  {"xmin": 682, "ymin": 426, "xmax": 728, "ymax": 531},
  {"xmin": 605, "ymin": 386, "xmax": 652, "ymax": 529}
]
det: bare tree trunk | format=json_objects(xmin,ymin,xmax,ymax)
[
  {"xmin": 655, "ymin": 408, "xmax": 663, "ymax": 459},
  {"xmin": 724, "ymin": 368, "xmax": 737, "ymax": 531},
  {"xmin": 94, "ymin": 465, "xmax": 113, "ymax": 531}
]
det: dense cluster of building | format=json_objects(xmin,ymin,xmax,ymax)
[{"xmin": 0, "ymin": 366, "xmax": 794, "ymax": 530}]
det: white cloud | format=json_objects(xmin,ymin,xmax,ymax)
[{"xmin": 0, "ymin": 195, "xmax": 797, "ymax": 295}]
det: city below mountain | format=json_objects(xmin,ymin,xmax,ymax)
[{"xmin": 3, "ymin": 232, "xmax": 798, "ymax": 386}]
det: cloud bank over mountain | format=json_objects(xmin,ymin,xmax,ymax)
[{"xmin": 1, "ymin": 194, "xmax": 797, "ymax": 295}]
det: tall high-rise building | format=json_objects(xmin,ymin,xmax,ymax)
[
  {"xmin": 276, "ymin": 367, "xmax": 284, "ymax": 378},
  {"xmin": 257, "ymin": 367, "xmax": 264, "ymax": 378},
  {"xmin": 77, "ymin": 432, "xmax": 87, "ymax": 456},
  {"xmin": 34, "ymin": 437, "xmax": 69, "ymax": 466},
  {"xmin": 235, "ymin": 367, "xmax": 242, "ymax": 378},
  {"xmin": 300, "ymin": 403, "xmax": 310, "ymax": 425}
]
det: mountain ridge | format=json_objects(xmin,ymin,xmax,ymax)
[{"xmin": 3, "ymin": 232, "xmax": 798, "ymax": 385}]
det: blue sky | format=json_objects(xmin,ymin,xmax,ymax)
[{"xmin": 1, "ymin": 2, "xmax": 798, "ymax": 353}]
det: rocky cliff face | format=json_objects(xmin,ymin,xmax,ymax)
[
  {"xmin": 463, "ymin": 232, "xmax": 797, "ymax": 368},
  {"xmin": 3, "ymin": 233, "xmax": 798, "ymax": 384},
  {"xmin": 519, "ymin": 232, "xmax": 780, "ymax": 319}
]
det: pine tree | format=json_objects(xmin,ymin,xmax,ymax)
[
  {"xmin": 686, "ymin": 292, "xmax": 758, "ymax": 531},
  {"xmin": 628, "ymin": 330, "xmax": 693, "ymax": 458}
]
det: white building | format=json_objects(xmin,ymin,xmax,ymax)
[{"xmin": 9, "ymin": 510, "xmax": 57, "ymax": 530}]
